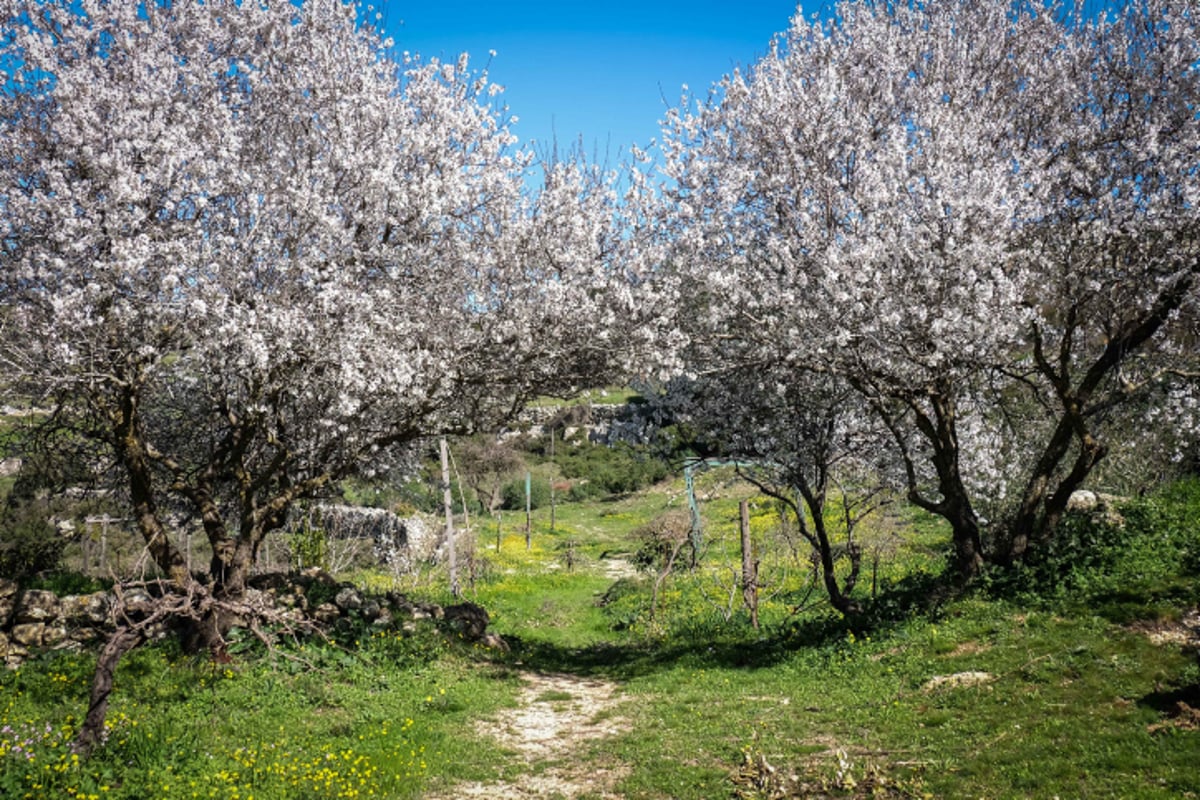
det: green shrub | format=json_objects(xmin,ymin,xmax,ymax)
[
  {"xmin": 985, "ymin": 479, "xmax": 1200, "ymax": 619},
  {"xmin": 0, "ymin": 499, "xmax": 64, "ymax": 579},
  {"xmin": 566, "ymin": 480, "xmax": 604, "ymax": 502},
  {"xmin": 1153, "ymin": 477, "xmax": 1200, "ymax": 574},
  {"xmin": 597, "ymin": 577, "xmax": 651, "ymax": 630},
  {"xmin": 26, "ymin": 571, "xmax": 110, "ymax": 594},
  {"xmin": 501, "ymin": 476, "xmax": 550, "ymax": 510},
  {"xmin": 554, "ymin": 441, "xmax": 670, "ymax": 498},
  {"xmin": 288, "ymin": 522, "xmax": 329, "ymax": 571}
]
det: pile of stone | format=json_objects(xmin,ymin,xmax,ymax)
[{"xmin": 0, "ymin": 571, "xmax": 504, "ymax": 669}]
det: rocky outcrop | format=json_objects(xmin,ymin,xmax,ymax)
[
  {"xmin": 0, "ymin": 573, "xmax": 504, "ymax": 668},
  {"xmin": 503, "ymin": 401, "xmax": 646, "ymax": 445}
]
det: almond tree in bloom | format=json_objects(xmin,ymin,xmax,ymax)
[
  {"xmin": 999, "ymin": 0, "xmax": 1200, "ymax": 562},
  {"xmin": 0, "ymin": 0, "xmax": 646, "ymax": 710},
  {"xmin": 653, "ymin": 371, "xmax": 899, "ymax": 616},
  {"xmin": 659, "ymin": 0, "xmax": 1199, "ymax": 579}
]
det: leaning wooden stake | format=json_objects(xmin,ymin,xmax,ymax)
[
  {"xmin": 740, "ymin": 499, "xmax": 759, "ymax": 630},
  {"xmin": 549, "ymin": 428, "xmax": 556, "ymax": 533},
  {"xmin": 524, "ymin": 471, "xmax": 532, "ymax": 551}
]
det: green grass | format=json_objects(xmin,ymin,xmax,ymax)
[
  {"xmin": 1, "ymin": 629, "xmax": 518, "ymax": 800},
  {"xmin": 3, "ymin": 475, "xmax": 1199, "ymax": 799},
  {"xmin": 598, "ymin": 602, "xmax": 1198, "ymax": 799},
  {"xmin": 527, "ymin": 386, "xmax": 642, "ymax": 408}
]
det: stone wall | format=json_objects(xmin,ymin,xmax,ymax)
[
  {"xmin": 0, "ymin": 579, "xmax": 110, "ymax": 667},
  {"xmin": 0, "ymin": 573, "xmax": 502, "ymax": 669}
]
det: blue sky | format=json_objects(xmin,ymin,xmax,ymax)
[
  {"xmin": 377, "ymin": 1, "xmax": 808, "ymax": 161},
  {"xmin": 376, "ymin": 0, "xmax": 1118, "ymax": 163}
]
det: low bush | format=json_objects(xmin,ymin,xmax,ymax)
[
  {"xmin": 0, "ymin": 500, "xmax": 64, "ymax": 580},
  {"xmin": 984, "ymin": 479, "xmax": 1200, "ymax": 620},
  {"xmin": 553, "ymin": 442, "xmax": 671, "ymax": 499},
  {"xmin": 500, "ymin": 476, "xmax": 550, "ymax": 511}
]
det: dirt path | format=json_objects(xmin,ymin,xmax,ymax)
[{"xmin": 426, "ymin": 671, "xmax": 629, "ymax": 799}]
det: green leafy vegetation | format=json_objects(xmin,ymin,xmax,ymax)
[
  {"xmin": 552, "ymin": 442, "xmax": 672, "ymax": 500},
  {"xmin": 527, "ymin": 387, "xmax": 642, "ymax": 408},
  {"xmin": 3, "ymin": 472, "xmax": 1198, "ymax": 798},
  {"xmin": 982, "ymin": 479, "xmax": 1200, "ymax": 623},
  {"xmin": 0, "ymin": 499, "xmax": 64, "ymax": 580},
  {"xmin": 500, "ymin": 476, "xmax": 551, "ymax": 511},
  {"xmin": 0, "ymin": 630, "xmax": 513, "ymax": 800}
]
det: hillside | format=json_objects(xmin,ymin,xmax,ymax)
[{"xmin": 2, "ymin": 474, "xmax": 1199, "ymax": 799}]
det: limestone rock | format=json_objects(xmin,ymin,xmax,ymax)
[
  {"xmin": 15, "ymin": 589, "xmax": 59, "ymax": 623},
  {"xmin": 10, "ymin": 622, "xmax": 45, "ymax": 648},
  {"xmin": 1066, "ymin": 489, "xmax": 1126, "ymax": 527},
  {"xmin": 392, "ymin": 597, "xmax": 443, "ymax": 621},
  {"xmin": 0, "ymin": 578, "xmax": 18, "ymax": 626},
  {"xmin": 59, "ymin": 593, "xmax": 111, "ymax": 626},
  {"xmin": 42, "ymin": 624, "xmax": 68, "ymax": 648},
  {"xmin": 361, "ymin": 599, "xmax": 381, "ymax": 621},
  {"xmin": 0, "ymin": 571, "xmax": 500, "ymax": 667},
  {"xmin": 479, "ymin": 632, "xmax": 510, "ymax": 652},
  {"xmin": 6, "ymin": 642, "xmax": 29, "ymax": 669},
  {"xmin": 120, "ymin": 587, "xmax": 156, "ymax": 618},
  {"xmin": 69, "ymin": 627, "xmax": 104, "ymax": 645},
  {"xmin": 58, "ymin": 594, "xmax": 89, "ymax": 622},
  {"xmin": 922, "ymin": 671, "xmax": 995, "ymax": 692},
  {"xmin": 444, "ymin": 602, "xmax": 490, "ymax": 640},
  {"xmin": 334, "ymin": 587, "xmax": 363, "ymax": 612},
  {"xmin": 312, "ymin": 603, "xmax": 341, "ymax": 624},
  {"xmin": 16, "ymin": 587, "xmax": 59, "ymax": 623},
  {"xmin": 84, "ymin": 592, "xmax": 111, "ymax": 624},
  {"xmin": 1067, "ymin": 489, "xmax": 1099, "ymax": 512}
]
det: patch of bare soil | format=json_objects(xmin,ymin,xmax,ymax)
[
  {"xmin": 1133, "ymin": 609, "xmax": 1200, "ymax": 649},
  {"xmin": 945, "ymin": 640, "xmax": 991, "ymax": 658},
  {"xmin": 600, "ymin": 556, "xmax": 639, "ymax": 582},
  {"xmin": 426, "ymin": 671, "xmax": 629, "ymax": 799}
]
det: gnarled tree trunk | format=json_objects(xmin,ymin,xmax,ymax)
[{"xmin": 74, "ymin": 625, "xmax": 145, "ymax": 756}]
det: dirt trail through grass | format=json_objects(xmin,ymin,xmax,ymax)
[{"xmin": 427, "ymin": 670, "xmax": 629, "ymax": 799}]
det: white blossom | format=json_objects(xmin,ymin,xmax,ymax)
[
  {"xmin": 653, "ymin": 0, "xmax": 1200, "ymax": 574},
  {"xmin": 0, "ymin": 0, "xmax": 648, "ymax": 590}
]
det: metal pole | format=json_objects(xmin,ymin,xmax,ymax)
[{"xmin": 686, "ymin": 464, "xmax": 702, "ymax": 566}]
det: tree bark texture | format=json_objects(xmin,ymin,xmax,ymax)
[{"xmin": 73, "ymin": 625, "xmax": 145, "ymax": 756}]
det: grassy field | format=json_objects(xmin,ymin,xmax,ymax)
[{"xmin": 3, "ymin": 475, "xmax": 1199, "ymax": 799}]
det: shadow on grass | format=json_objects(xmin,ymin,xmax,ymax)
[
  {"xmin": 496, "ymin": 632, "xmax": 795, "ymax": 680},
  {"xmin": 1138, "ymin": 681, "xmax": 1200, "ymax": 715},
  {"xmin": 481, "ymin": 568, "xmax": 958, "ymax": 681}
]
